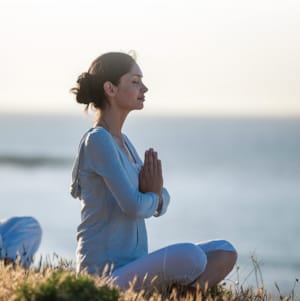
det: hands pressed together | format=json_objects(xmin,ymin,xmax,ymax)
[{"xmin": 139, "ymin": 148, "xmax": 163, "ymax": 212}]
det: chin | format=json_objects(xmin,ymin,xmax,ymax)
[{"xmin": 136, "ymin": 102, "xmax": 144, "ymax": 110}]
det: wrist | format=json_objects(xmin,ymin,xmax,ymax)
[{"xmin": 155, "ymin": 194, "xmax": 163, "ymax": 216}]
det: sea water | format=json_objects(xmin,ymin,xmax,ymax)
[{"xmin": 0, "ymin": 113, "xmax": 299, "ymax": 295}]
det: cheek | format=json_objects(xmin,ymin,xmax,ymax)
[
  {"xmin": 124, "ymin": 87, "xmax": 138, "ymax": 98},
  {"xmin": 117, "ymin": 88, "xmax": 138, "ymax": 107}
]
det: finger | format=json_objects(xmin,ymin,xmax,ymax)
[
  {"xmin": 144, "ymin": 151, "xmax": 150, "ymax": 171},
  {"xmin": 146, "ymin": 149, "xmax": 153, "ymax": 162},
  {"xmin": 148, "ymin": 151, "xmax": 153, "ymax": 174},
  {"xmin": 144, "ymin": 150, "xmax": 148, "ymax": 164},
  {"xmin": 152, "ymin": 151, "xmax": 158, "ymax": 173},
  {"xmin": 157, "ymin": 159, "xmax": 162, "ymax": 176}
]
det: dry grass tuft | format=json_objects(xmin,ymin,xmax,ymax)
[{"xmin": 0, "ymin": 255, "xmax": 298, "ymax": 301}]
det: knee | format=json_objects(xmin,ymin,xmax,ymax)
[
  {"xmin": 1, "ymin": 216, "xmax": 42, "ymax": 239},
  {"xmin": 17, "ymin": 216, "xmax": 43, "ymax": 249},
  {"xmin": 187, "ymin": 244, "xmax": 208, "ymax": 281},
  {"xmin": 165, "ymin": 243, "xmax": 207, "ymax": 284},
  {"xmin": 23, "ymin": 216, "xmax": 42, "ymax": 238},
  {"xmin": 183, "ymin": 243, "xmax": 207, "ymax": 273}
]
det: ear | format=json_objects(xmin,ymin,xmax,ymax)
[{"xmin": 103, "ymin": 81, "xmax": 117, "ymax": 98}]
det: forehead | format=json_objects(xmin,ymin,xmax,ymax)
[{"xmin": 128, "ymin": 63, "xmax": 143, "ymax": 77}]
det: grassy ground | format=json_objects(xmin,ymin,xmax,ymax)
[{"xmin": 0, "ymin": 256, "xmax": 297, "ymax": 301}]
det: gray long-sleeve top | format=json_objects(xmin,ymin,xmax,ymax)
[{"xmin": 70, "ymin": 127, "xmax": 170, "ymax": 275}]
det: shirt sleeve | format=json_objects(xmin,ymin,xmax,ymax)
[
  {"xmin": 153, "ymin": 187, "xmax": 170, "ymax": 217},
  {"xmin": 83, "ymin": 128, "xmax": 159, "ymax": 219}
]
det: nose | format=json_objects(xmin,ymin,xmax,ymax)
[{"xmin": 142, "ymin": 82, "xmax": 148, "ymax": 93}]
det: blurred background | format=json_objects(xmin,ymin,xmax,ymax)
[{"xmin": 0, "ymin": 0, "xmax": 299, "ymax": 295}]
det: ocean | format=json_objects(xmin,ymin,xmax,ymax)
[{"xmin": 0, "ymin": 113, "xmax": 299, "ymax": 295}]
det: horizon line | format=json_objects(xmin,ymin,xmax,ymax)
[{"xmin": 0, "ymin": 111, "xmax": 300, "ymax": 119}]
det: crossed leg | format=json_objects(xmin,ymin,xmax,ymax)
[{"xmin": 111, "ymin": 239, "xmax": 237, "ymax": 291}]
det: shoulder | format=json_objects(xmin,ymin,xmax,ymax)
[
  {"xmin": 85, "ymin": 127, "xmax": 113, "ymax": 146},
  {"xmin": 81, "ymin": 127, "xmax": 118, "ymax": 156}
]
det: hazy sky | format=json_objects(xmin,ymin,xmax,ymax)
[{"xmin": 0, "ymin": 0, "xmax": 300, "ymax": 116}]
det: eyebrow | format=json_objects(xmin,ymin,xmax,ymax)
[{"xmin": 131, "ymin": 74, "xmax": 143, "ymax": 78}]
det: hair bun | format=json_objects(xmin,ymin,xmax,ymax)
[
  {"xmin": 72, "ymin": 72, "xmax": 95, "ymax": 105},
  {"xmin": 77, "ymin": 72, "xmax": 93, "ymax": 82}
]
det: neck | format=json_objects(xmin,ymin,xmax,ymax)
[{"xmin": 95, "ymin": 108, "xmax": 129, "ymax": 138}]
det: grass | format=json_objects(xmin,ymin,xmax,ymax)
[{"xmin": 0, "ymin": 254, "xmax": 298, "ymax": 301}]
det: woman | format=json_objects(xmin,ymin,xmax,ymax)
[{"xmin": 70, "ymin": 52, "xmax": 237, "ymax": 291}]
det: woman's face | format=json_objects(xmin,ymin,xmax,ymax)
[{"xmin": 113, "ymin": 63, "xmax": 148, "ymax": 112}]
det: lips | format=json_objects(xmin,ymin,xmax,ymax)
[{"xmin": 138, "ymin": 96, "xmax": 145, "ymax": 101}]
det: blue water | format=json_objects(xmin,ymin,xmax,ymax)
[{"xmin": 0, "ymin": 113, "xmax": 299, "ymax": 295}]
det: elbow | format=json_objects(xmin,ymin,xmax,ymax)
[{"xmin": 124, "ymin": 208, "xmax": 153, "ymax": 219}]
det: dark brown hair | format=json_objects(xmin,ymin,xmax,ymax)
[{"xmin": 70, "ymin": 52, "xmax": 136, "ymax": 111}]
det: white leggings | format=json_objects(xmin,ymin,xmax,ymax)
[
  {"xmin": 111, "ymin": 239, "xmax": 237, "ymax": 290},
  {"xmin": 0, "ymin": 216, "xmax": 42, "ymax": 267}
]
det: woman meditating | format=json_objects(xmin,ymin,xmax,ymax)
[{"xmin": 70, "ymin": 52, "xmax": 237, "ymax": 291}]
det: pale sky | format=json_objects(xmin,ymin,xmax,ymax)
[{"xmin": 0, "ymin": 0, "xmax": 300, "ymax": 116}]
